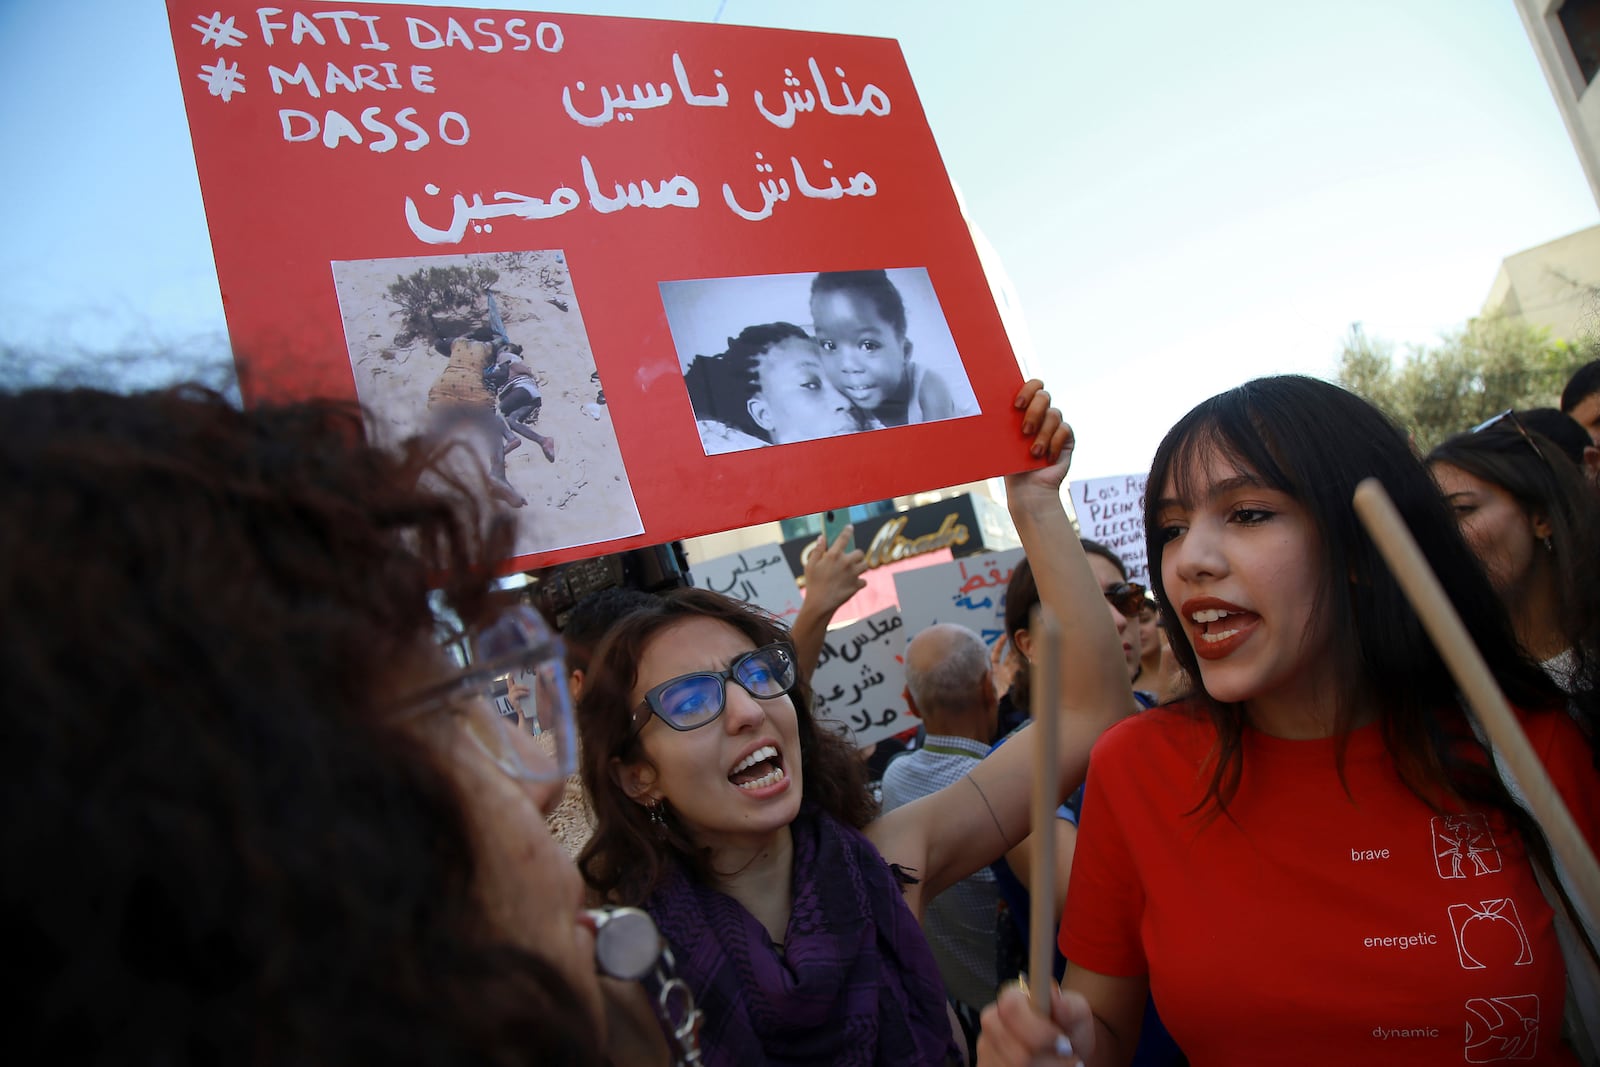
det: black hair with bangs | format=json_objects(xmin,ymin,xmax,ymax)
[{"xmin": 1143, "ymin": 375, "xmax": 1568, "ymax": 825}]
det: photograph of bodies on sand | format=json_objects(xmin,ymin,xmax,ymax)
[
  {"xmin": 661, "ymin": 267, "xmax": 981, "ymax": 457},
  {"xmin": 331, "ymin": 250, "xmax": 643, "ymax": 557}
]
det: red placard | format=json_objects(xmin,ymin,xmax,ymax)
[{"xmin": 167, "ymin": 1, "xmax": 1030, "ymax": 569}]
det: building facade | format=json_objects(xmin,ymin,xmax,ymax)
[
  {"xmin": 1515, "ymin": 0, "xmax": 1600, "ymax": 209},
  {"xmin": 1481, "ymin": 223, "xmax": 1600, "ymax": 340}
]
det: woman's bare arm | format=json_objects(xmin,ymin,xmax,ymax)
[
  {"xmin": 1003, "ymin": 816, "xmax": 1077, "ymax": 924},
  {"xmin": 868, "ymin": 381, "xmax": 1134, "ymax": 898}
]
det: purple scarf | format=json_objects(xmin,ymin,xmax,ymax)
[{"xmin": 646, "ymin": 807, "xmax": 959, "ymax": 1067}]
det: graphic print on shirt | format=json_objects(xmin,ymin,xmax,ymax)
[
  {"xmin": 1446, "ymin": 898, "xmax": 1534, "ymax": 970},
  {"xmin": 1464, "ymin": 995, "xmax": 1539, "ymax": 1062},
  {"xmin": 1433, "ymin": 814, "xmax": 1502, "ymax": 879}
]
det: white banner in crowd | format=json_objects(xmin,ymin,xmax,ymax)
[
  {"xmin": 692, "ymin": 544, "xmax": 804, "ymax": 624},
  {"xmin": 1069, "ymin": 473, "xmax": 1149, "ymax": 586},
  {"xmin": 812, "ymin": 609, "xmax": 910, "ymax": 748},
  {"xmin": 892, "ymin": 548, "xmax": 1026, "ymax": 648}
]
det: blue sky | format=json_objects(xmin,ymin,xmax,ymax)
[{"xmin": 1, "ymin": 0, "xmax": 1595, "ymax": 479}]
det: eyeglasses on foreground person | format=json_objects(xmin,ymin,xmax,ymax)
[{"xmin": 1, "ymin": 383, "xmax": 699, "ymax": 1067}]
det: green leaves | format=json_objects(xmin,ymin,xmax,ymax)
[{"xmin": 1337, "ymin": 317, "xmax": 1594, "ymax": 451}]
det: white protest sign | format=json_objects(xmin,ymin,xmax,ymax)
[
  {"xmin": 692, "ymin": 543, "xmax": 803, "ymax": 623},
  {"xmin": 1069, "ymin": 472, "xmax": 1149, "ymax": 585},
  {"xmin": 892, "ymin": 548, "xmax": 1025, "ymax": 648},
  {"xmin": 811, "ymin": 608, "xmax": 909, "ymax": 748}
]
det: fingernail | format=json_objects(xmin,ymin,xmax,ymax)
[
  {"xmin": 1054, "ymin": 1035, "xmax": 1074, "ymax": 1058},
  {"xmin": 1031, "ymin": 443, "xmax": 1044, "ymax": 458}
]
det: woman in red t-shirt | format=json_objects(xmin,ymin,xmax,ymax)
[{"xmin": 979, "ymin": 375, "xmax": 1598, "ymax": 1067}]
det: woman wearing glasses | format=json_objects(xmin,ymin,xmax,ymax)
[
  {"xmin": 1428, "ymin": 410, "xmax": 1600, "ymax": 698},
  {"xmin": 575, "ymin": 381, "xmax": 1139, "ymax": 1066},
  {"xmin": 2, "ymin": 386, "xmax": 650, "ymax": 1066}
]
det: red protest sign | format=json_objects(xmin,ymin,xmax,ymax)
[{"xmin": 167, "ymin": 1, "xmax": 1030, "ymax": 569}]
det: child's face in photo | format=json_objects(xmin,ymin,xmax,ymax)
[
  {"xmin": 747, "ymin": 337, "xmax": 864, "ymax": 444},
  {"xmin": 811, "ymin": 290, "xmax": 911, "ymax": 411}
]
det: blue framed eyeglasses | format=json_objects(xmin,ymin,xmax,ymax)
[{"xmin": 630, "ymin": 642, "xmax": 798, "ymax": 736}]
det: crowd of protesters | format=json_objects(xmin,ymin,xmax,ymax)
[{"xmin": 6, "ymin": 358, "xmax": 1599, "ymax": 1067}]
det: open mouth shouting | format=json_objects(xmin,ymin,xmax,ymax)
[
  {"xmin": 1184, "ymin": 599, "xmax": 1260, "ymax": 660},
  {"xmin": 729, "ymin": 743, "xmax": 788, "ymax": 794}
]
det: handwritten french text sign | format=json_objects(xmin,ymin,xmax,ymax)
[
  {"xmin": 692, "ymin": 543, "xmax": 803, "ymax": 622},
  {"xmin": 811, "ymin": 608, "xmax": 908, "ymax": 748},
  {"xmin": 892, "ymin": 547, "xmax": 1024, "ymax": 648},
  {"xmin": 1069, "ymin": 473, "xmax": 1149, "ymax": 585},
  {"xmin": 166, "ymin": 1, "xmax": 1033, "ymax": 569}
]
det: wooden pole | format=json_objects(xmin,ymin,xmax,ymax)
[
  {"xmin": 1028, "ymin": 605, "xmax": 1063, "ymax": 1015},
  {"xmin": 1352, "ymin": 478, "xmax": 1600, "ymax": 925}
]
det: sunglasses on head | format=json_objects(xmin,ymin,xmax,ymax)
[
  {"xmin": 629, "ymin": 642, "xmax": 798, "ymax": 736},
  {"xmin": 1471, "ymin": 409, "xmax": 1548, "ymax": 466},
  {"xmin": 1104, "ymin": 582, "xmax": 1146, "ymax": 618}
]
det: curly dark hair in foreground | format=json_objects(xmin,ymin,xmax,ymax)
[
  {"xmin": 577, "ymin": 588, "xmax": 874, "ymax": 905},
  {"xmin": 0, "ymin": 386, "xmax": 599, "ymax": 1066}
]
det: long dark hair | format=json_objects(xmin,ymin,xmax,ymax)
[
  {"xmin": 0, "ymin": 386, "xmax": 599, "ymax": 1066},
  {"xmin": 1428, "ymin": 420, "xmax": 1600, "ymax": 712},
  {"xmin": 577, "ymin": 588, "xmax": 874, "ymax": 905},
  {"xmin": 1142, "ymin": 376, "xmax": 1575, "ymax": 824}
]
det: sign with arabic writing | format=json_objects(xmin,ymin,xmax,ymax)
[
  {"xmin": 166, "ymin": 1, "xmax": 1033, "ymax": 570},
  {"xmin": 810, "ymin": 608, "xmax": 908, "ymax": 748},
  {"xmin": 1068, "ymin": 473, "xmax": 1149, "ymax": 585},
  {"xmin": 892, "ymin": 547, "xmax": 1025, "ymax": 648},
  {"xmin": 690, "ymin": 543, "xmax": 803, "ymax": 623}
]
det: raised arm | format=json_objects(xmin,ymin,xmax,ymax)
[
  {"xmin": 868, "ymin": 381, "xmax": 1136, "ymax": 901},
  {"xmin": 789, "ymin": 527, "xmax": 868, "ymax": 681}
]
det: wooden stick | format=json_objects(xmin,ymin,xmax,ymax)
[
  {"xmin": 1028, "ymin": 605, "xmax": 1062, "ymax": 1016},
  {"xmin": 1352, "ymin": 478, "xmax": 1600, "ymax": 925}
]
